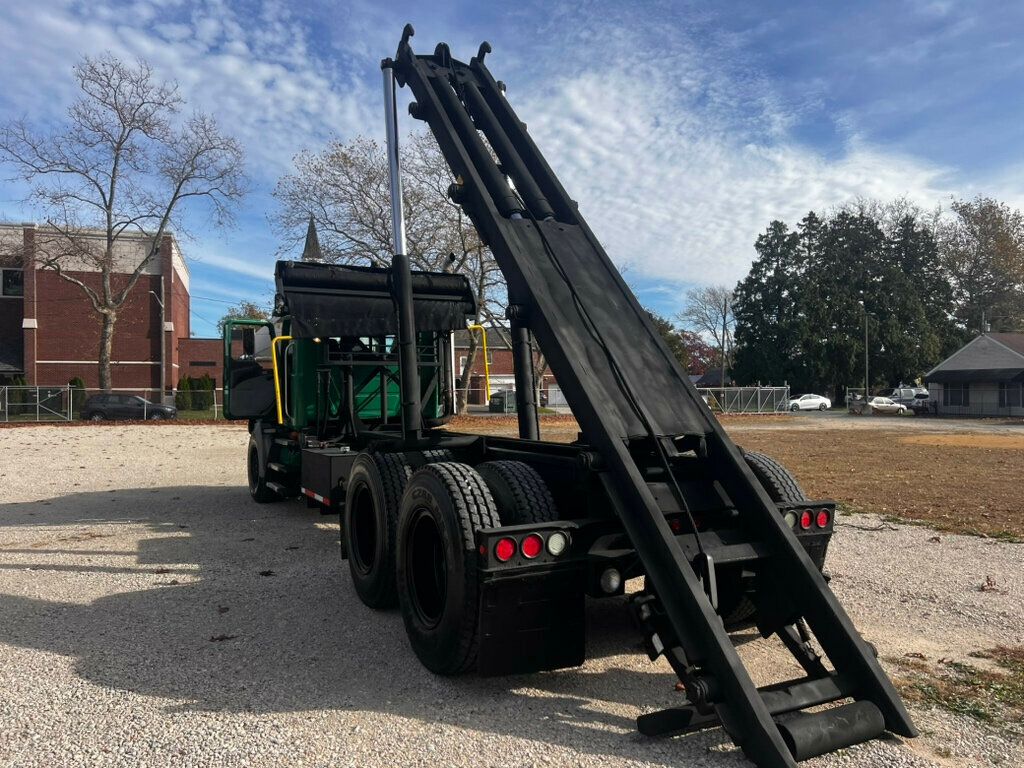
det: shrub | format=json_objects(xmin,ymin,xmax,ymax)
[
  {"xmin": 68, "ymin": 377, "xmax": 86, "ymax": 416},
  {"xmin": 175, "ymin": 375, "xmax": 193, "ymax": 411},
  {"xmin": 192, "ymin": 373, "xmax": 215, "ymax": 411}
]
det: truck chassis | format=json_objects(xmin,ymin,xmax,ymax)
[{"xmin": 224, "ymin": 26, "xmax": 916, "ymax": 768}]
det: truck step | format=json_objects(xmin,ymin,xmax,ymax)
[
  {"xmin": 267, "ymin": 462, "xmax": 289, "ymax": 475},
  {"xmin": 273, "ymin": 438, "xmax": 299, "ymax": 448},
  {"xmin": 776, "ymin": 700, "xmax": 885, "ymax": 761},
  {"xmin": 266, "ymin": 481, "xmax": 290, "ymax": 496},
  {"xmin": 637, "ymin": 673, "xmax": 854, "ymax": 738}
]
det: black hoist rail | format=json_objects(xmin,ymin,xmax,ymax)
[{"xmin": 386, "ymin": 25, "xmax": 916, "ymax": 768}]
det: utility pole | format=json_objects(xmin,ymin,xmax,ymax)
[
  {"xmin": 720, "ymin": 294, "xmax": 728, "ymax": 390},
  {"xmin": 150, "ymin": 281, "xmax": 165, "ymax": 404},
  {"xmin": 864, "ymin": 310, "xmax": 869, "ymax": 400}
]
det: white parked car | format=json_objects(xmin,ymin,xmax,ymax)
[
  {"xmin": 787, "ymin": 394, "xmax": 832, "ymax": 411},
  {"xmin": 868, "ymin": 396, "xmax": 906, "ymax": 415}
]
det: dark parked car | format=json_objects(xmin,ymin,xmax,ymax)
[
  {"xmin": 488, "ymin": 389, "xmax": 516, "ymax": 413},
  {"xmin": 81, "ymin": 394, "xmax": 177, "ymax": 421}
]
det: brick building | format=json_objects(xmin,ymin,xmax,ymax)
[
  {"xmin": 0, "ymin": 223, "xmax": 223, "ymax": 393},
  {"xmin": 452, "ymin": 328, "xmax": 559, "ymax": 405}
]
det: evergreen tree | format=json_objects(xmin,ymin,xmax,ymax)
[
  {"xmin": 732, "ymin": 220, "xmax": 802, "ymax": 385},
  {"xmin": 175, "ymin": 375, "xmax": 193, "ymax": 411}
]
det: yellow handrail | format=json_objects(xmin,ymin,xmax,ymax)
[
  {"xmin": 271, "ymin": 335, "xmax": 293, "ymax": 425},
  {"xmin": 467, "ymin": 324, "xmax": 490, "ymax": 404}
]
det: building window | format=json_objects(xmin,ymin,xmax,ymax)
[
  {"xmin": 1, "ymin": 268, "xmax": 23, "ymax": 297},
  {"xmin": 999, "ymin": 382, "xmax": 1022, "ymax": 408},
  {"xmin": 943, "ymin": 383, "xmax": 970, "ymax": 407}
]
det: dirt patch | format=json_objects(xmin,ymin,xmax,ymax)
[
  {"xmin": 448, "ymin": 415, "xmax": 1024, "ymax": 539},
  {"xmin": 900, "ymin": 433, "xmax": 1024, "ymax": 450},
  {"xmin": 732, "ymin": 428, "xmax": 1024, "ymax": 539}
]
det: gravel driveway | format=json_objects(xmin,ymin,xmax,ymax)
[{"xmin": 0, "ymin": 425, "xmax": 1021, "ymax": 768}]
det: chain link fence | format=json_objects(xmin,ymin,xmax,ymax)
[
  {"xmin": 0, "ymin": 386, "xmax": 224, "ymax": 422},
  {"xmin": 697, "ymin": 386, "xmax": 792, "ymax": 414}
]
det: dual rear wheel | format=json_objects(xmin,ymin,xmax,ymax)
[{"xmin": 341, "ymin": 454, "xmax": 556, "ymax": 674}]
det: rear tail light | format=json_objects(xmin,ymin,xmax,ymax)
[
  {"xmin": 494, "ymin": 537, "xmax": 516, "ymax": 562},
  {"xmin": 816, "ymin": 509, "xmax": 831, "ymax": 528},
  {"xmin": 784, "ymin": 511, "xmax": 798, "ymax": 528},
  {"xmin": 521, "ymin": 533, "xmax": 543, "ymax": 559},
  {"xmin": 799, "ymin": 509, "xmax": 813, "ymax": 530}
]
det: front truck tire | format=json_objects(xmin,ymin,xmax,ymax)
[
  {"xmin": 343, "ymin": 452, "xmax": 411, "ymax": 609},
  {"xmin": 396, "ymin": 462, "xmax": 500, "ymax": 675},
  {"xmin": 247, "ymin": 435, "xmax": 280, "ymax": 503}
]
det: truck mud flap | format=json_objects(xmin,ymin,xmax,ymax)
[{"xmin": 477, "ymin": 568, "xmax": 586, "ymax": 676}]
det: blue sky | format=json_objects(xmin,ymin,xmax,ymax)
[{"xmin": 1, "ymin": 0, "xmax": 1022, "ymax": 336}]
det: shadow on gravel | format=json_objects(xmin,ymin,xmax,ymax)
[{"xmin": 0, "ymin": 486, "xmax": 747, "ymax": 766}]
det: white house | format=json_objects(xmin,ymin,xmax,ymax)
[{"xmin": 924, "ymin": 333, "xmax": 1024, "ymax": 417}]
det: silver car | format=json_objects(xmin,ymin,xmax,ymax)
[{"xmin": 868, "ymin": 396, "xmax": 906, "ymax": 415}]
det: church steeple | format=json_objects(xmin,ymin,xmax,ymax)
[{"xmin": 301, "ymin": 214, "xmax": 323, "ymax": 262}]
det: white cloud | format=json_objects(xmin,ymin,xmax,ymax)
[
  {"xmin": 0, "ymin": 0, "xmax": 378, "ymax": 177},
  {"xmin": 516, "ymin": 47, "xmax": 953, "ymax": 287}
]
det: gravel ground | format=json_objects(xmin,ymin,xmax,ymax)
[{"xmin": 0, "ymin": 424, "xmax": 1021, "ymax": 768}]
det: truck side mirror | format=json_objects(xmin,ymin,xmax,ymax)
[{"xmin": 242, "ymin": 328, "xmax": 255, "ymax": 356}]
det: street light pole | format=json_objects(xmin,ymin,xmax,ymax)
[
  {"xmin": 864, "ymin": 310, "xmax": 869, "ymax": 400},
  {"xmin": 150, "ymin": 282, "xmax": 165, "ymax": 405}
]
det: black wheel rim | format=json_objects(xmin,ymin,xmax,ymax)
[
  {"xmin": 407, "ymin": 508, "xmax": 446, "ymax": 629},
  {"xmin": 349, "ymin": 483, "xmax": 377, "ymax": 576}
]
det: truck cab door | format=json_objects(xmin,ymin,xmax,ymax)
[{"xmin": 224, "ymin": 320, "xmax": 277, "ymax": 421}]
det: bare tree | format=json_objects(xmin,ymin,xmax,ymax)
[
  {"xmin": 273, "ymin": 133, "xmax": 506, "ymax": 412},
  {"xmin": 0, "ymin": 54, "xmax": 246, "ymax": 390},
  {"xmin": 937, "ymin": 196, "xmax": 1024, "ymax": 333},
  {"xmin": 677, "ymin": 285, "xmax": 734, "ymax": 386}
]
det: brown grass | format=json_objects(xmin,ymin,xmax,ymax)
[
  {"xmin": 733, "ymin": 429, "xmax": 1024, "ymax": 539},
  {"xmin": 891, "ymin": 646, "xmax": 1024, "ymax": 724}
]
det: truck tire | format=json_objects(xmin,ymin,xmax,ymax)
[
  {"xmin": 476, "ymin": 460, "xmax": 558, "ymax": 525},
  {"xmin": 743, "ymin": 450, "xmax": 807, "ymax": 503},
  {"xmin": 343, "ymin": 452, "xmax": 411, "ymax": 609},
  {"xmin": 413, "ymin": 449, "xmax": 455, "ymax": 466},
  {"xmin": 720, "ymin": 451, "xmax": 811, "ymax": 628},
  {"xmin": 396, "ymin": 462, "xmax": 499, "ymax": 675},
  {"xmin": 247, "ymin": 436, "xmax": 280, "ymax": 503}
]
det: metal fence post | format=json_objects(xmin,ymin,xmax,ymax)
[{"xmin": 35, "ymin": 386, "xmax": 39, "ymax": 421}]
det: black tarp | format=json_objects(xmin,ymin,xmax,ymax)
[
  {"xmin": 926, "ymin": 367, "xmax": 1024, "ymax": 384},
  {"xmin": 275, "ymin": 261, "xmax": 476, "ymax": 338}
]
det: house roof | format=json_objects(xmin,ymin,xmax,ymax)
[
  {"xmin": 927, "ymin": 368, "xmax": 1024, "ymax": 384},
  {"xmin": 695, "ymin": 368, "xmax": 730, "ymax": 387},
  {"xmin": 925, "ymin": 333, "xmax": 1024, "ymax": 382},
  {"xmin": 989, "ymin": 333, "xmax": 1024, "ymax": 357}
]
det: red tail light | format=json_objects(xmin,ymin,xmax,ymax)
[
  {"xmin": 521, "ymin": 533, "xmax": 543, "ymax": 559},
  {"xmin": 494, "ymin": 537, "xmax": 516, "ymax": 562},
  {"xmin": 816, "ymin": 509, "xmax": 830, "ymax": 528},
  {"xmin": 799, "ymin": 509, "xmax": 813, "ymax": 530}
]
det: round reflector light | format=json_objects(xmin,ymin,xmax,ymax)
[
  {"xmin": 494, "ymin": 537, "xmax": 516, "ymax": 562},
  {"xmin": 784, "ymin": 511, "xmax": 797, "ymax": 528},
  {"xmin": 816, "ymin": 509, "xmax": 830, "ymax": 528},
  {"xmin": 799, "ymin": 509, "xmax": 813, "ymax": 530},
  {"xmin": 599, "ymin": 568, "xmax": 622, "ymax": 594},
  {"xmin": 547, "ymin": 531, "xmax": 568, "ymax": 556},
  {"xmin": 521, "ymin": 533, "xmax": 543, "ymax": 559}
]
